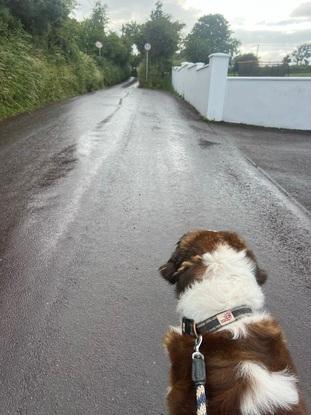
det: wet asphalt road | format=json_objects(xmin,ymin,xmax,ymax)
[
  {"xmin": 0, "ymin": 81, "xmax": 310, "ymax": 414},
  {"xmin": 215, "ymin": 123, "xmax": 311, "ymax": 213}
]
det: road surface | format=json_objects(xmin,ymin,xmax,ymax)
[{"xmin": 0, "ymin": 81, "xmax": 310, "ymax": 414}]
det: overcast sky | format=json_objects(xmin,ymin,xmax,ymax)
[{"xmin": 73, "ymin": 0, "xmax": 311, "ymax": 60}]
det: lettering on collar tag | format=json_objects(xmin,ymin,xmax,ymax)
[{"xmin": 217, "ymin": 310, "xmax": 235, "ymax": 326}]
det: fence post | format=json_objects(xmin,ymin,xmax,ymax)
[{"xmin": 206, "ymin": 53, "xmax": 230, "ymax": 121}]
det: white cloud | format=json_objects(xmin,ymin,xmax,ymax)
[{"xmin": 291, "ymin": 1, "xmax": 311, "ymax": 16}]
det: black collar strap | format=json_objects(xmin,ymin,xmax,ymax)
[{"xmin": 182, "ymin": 305, "xmax": 252, "ymax": 336}]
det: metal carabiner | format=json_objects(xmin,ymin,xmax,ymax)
[
  {"xmin": 194, "ymin": 334, "xmax": 203, "ymax": 353},
  {"xmin": 192, "ymin": 334, "xmax": 206, "ymax": 385}
]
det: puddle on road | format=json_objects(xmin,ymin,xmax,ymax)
[
  {"xmin": 152, "ymin": 125, "xmax": 161, "ymax": 131},
  {"xmin": 37, "ymin": 144, "xmax": 77, "ymax": 188},
  {"xmin": 140, "ymin": 111, "xmax": 161, "ymax": 122},
  {"xmin": 199, "ymin": 138, "xmax": 219, "ymax": 148}
]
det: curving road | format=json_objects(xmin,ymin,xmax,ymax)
[{"xmin": 0, "ymin": 80, "xmax": 310, "ymax": 414}]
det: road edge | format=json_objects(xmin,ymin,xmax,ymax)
[{"xmin": 244, "ymin": 155, "xmax": 311, "ymax": 219}]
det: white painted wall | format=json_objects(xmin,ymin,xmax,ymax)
[
  {"xmin": 223, "ymin": 77, "xmax": 311, "ymax": 130},
  {"xmin": 172, "ymin": 54, "xmax": 230, "ymax": 121},
  {"xmin": 172, "ymin": 55, "xmax": 311, "ymax": 130},
  {"xmin": 173, "ymin": 62, "xmax": 210, "ymax": 116}
]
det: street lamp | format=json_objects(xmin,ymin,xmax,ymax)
[{"xmin": 144, "ymin": 43, "xmax": 151, "ymax": 82}]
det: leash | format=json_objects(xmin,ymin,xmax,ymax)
[
  {"xmin": 192, "ymin": 335, "xmax": 207, "ymax": 415},
  {"xmin": 184, "ymin": 306, "xmax": 252, "ymax": 415}
]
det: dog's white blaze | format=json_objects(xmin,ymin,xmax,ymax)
[
  {"xmin": 166, "ymin": 386, "xmax": 172, "ymax": 396},
  {"xmin": 177, "ymin": 244, "xmax": 264, "ymax": 323},
  {"xmin": 239, "ymin": 361, "xmax": 299, "ymax": 415}
]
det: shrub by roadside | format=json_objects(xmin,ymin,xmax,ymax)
[
  {"xmin": 0, "ymin": 33, "xmax": 106, "ymax": 119},
  {"xmin": 0, "ymin": 3, "xmax": 131, "ymax": 120},
  {"xmin": 0, "ymin": 30, "xmax": 132, "ymax": 119},
  {"xmin": 138, "ymin": 62, "xmax": 171, "ymax": 90}
]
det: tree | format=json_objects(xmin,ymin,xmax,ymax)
[
  {"xmin": 183, "ymin": 14, "xmax": 239, "ymax": 63},
  {"xmin": 132, "ymin": 1, "xmax": 184, "ymax": 87},
  {"xmin": 121, "ymin": 21, "xmax": 141, "ymax": 48},
  {"xmin": 291, "ymin": 43, "xmax": 311, "ymax": 65},
  {"xmin": 90, "ymin": 0, "xmax": 108, "ymax": 31},
  {"xmin": 282, "ymin": 54, "xmax": 291, "ymax": 65},
  {"xmin": 78, "ymin": 1, "xmax": 108, "ymax": 55},
  {"xmin": 48, "ymin": 16, "xmax": 82, "ymax": 58},
  {"xmin": 3, "ymin": 0, "xmax": 75, "ymax": 34},
  {"xmin": 121, "ymin": 22, "xmax": 141, "ymax": 73},
  {"xmin": 136, "ymin": 1, "xmax": 184, "ymax": 65},
  {"xmin": 233, "ymin": 53, "xmax": 259, "ymax": 75},
  {"xmin": 102, "ymin": 32, "xmax": 130, "ymax": 66}
]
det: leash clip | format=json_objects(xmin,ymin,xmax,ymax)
[
  {"xmin": 194, "ymin": 335, "xmax": 202, "ymax": 354},
  {"xmin": 192, "ymin": 335, "xmax": 206, "ymax": 385}
]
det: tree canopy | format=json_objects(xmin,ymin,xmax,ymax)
[
  {"xmin": 183, "ymin": 14, "xmax": 240, "ymax": 63},
  {"xmin": 136, "ymin": 1, "xmax": 184, "ymax": 64},
  {"xmin": 121, "ymin": 2, "xmax": 185, "ymax": 88},
  {"xmin": 78, "ymin": 1, "xmax": 108, "ymax": 55},
  {"xmin": 291, "ymin": 43, "xmax": 311, "ymax": 65},
  {"xmin": 3, "ymin": 0, "xmax": 75, "ymax": 34}
]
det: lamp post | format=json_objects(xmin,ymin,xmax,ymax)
[{"xmin": 144, "ymin": 43, "xmax": 151, "ymax": 82}]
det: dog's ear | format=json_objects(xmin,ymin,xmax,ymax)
[
  {"xmin": 160, "ymin": 257, "xmax": 201, "ymax": 284},
  {"xmin": 159, "ymin": 246, "xmax": 183, "ymax": 284},
  {"xmin": 159, "ymin": 235, "xmax": 188, "ymax": 284},
  {"xmin": 255, "ymin": 267, "xmax": 268, "ymax": 285},
  {"xmin": 159, "ymin": 243, "xmax": 203, "ymax": 291},
  {"xmin": 159, "ymin": 261, "xmax": 179, "ymax": 284}
]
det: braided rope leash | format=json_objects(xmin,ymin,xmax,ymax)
[
  {"xmin": 196, "ymin": 384, "xmax": 207, "ymax": 415},
  {"xmin": 192, "ymin": 335, "xmax": 207, "ymax": 415}
]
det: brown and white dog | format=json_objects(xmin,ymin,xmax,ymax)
[{"xmin": 159, "ymin": 230, "xmax": 307, "ymax": 415}]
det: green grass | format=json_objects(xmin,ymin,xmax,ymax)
[
  {"xmin": 289, "ymin": 73, "xmax": 311, "ymax": 77},
  {"xmin": 0, "ymin": 31, "xmax": 129, "ymax": 120}
]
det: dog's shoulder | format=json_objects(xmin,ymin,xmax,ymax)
[{"xmin": 163, "ymin": 326, "xmax": 193, "ymax": 359}]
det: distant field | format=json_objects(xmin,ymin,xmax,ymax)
[
  {"xmin": 289, "ymin": 73, "xmax": 311, "ymax": 77},
  {"xmin": 228, "ymin": 73, "xmax": 311, "ymax": 77}
]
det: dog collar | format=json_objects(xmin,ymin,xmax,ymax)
[{"xmin": 182, "ymin": 305, "xmax": 252, "ymax": 336}]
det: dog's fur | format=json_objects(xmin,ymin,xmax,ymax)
[{"xmin": 159, "ymin": 230, "xmax": 307, "ymax": 415}]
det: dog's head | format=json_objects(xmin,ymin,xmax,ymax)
[{"xmin": 159, "ymin": 230, "xmax": 267, "ymax": 297}]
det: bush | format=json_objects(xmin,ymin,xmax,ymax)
[
  {"xmin": 95, "ymin": 57, "xmax": 131, "ymax": 86},
  {"xmin": 0, "ymin": 4, "xmax": 131, "ymax": 120},
  {"xmin": 0, "ymin": 30, "xmax": 106, "ymax": 119},
  {"xmin": 138, "ymin": 62, "xmax": 171, "ymax": 89},
  {"xmin": 289, "ymin": 64, "xmax": 311, "ymax": 75},
  {"xmin": 0, "ymin": 33, "xmax": 43, "ymax": 117}
]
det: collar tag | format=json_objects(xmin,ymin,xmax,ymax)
[{"xmin": 217, "ymin": 310, "xmax": 235, "ymax": 326}]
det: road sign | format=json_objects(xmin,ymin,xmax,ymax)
[
  {"xmin": 95, "ymin": 41, "xmax": 103, "ymax": 56},
  {"xmin": 144, "ymin": 43, "xmax": 151, "ymax": 51}
]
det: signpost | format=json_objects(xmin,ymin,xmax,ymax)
[
  {"xmin": 95, "ymin": 41, "xmax": 103, "ymax": 57},
  {"xmin": 144, "ymin": 43, "xmax": 151, "ymax": 82}
]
